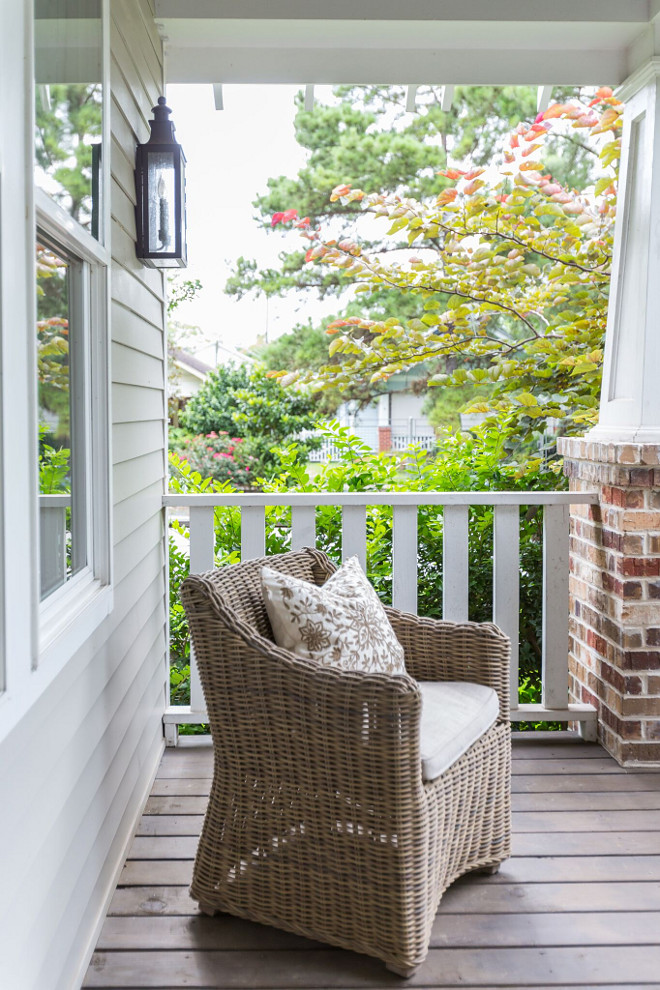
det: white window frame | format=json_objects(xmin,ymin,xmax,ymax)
[
  {"xmin": 31, "ymin": 0, "xmax": 113, "ymax": 671},
  {"xmin": 35, "ymin": 191, "xmax": 113, "ymax": 668}
]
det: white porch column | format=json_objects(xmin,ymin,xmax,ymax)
[{"xmin": 589, "ymin": 59, "xmax": 660, "ymax": 443}]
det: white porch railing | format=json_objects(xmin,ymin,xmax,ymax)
[
  {"xmin": 39, "ymin": 493, "xmax": 70, "ymax": 598},
  {"xmin": 162, "ymin": 490, "xmax": 599, "ymax": 744}
]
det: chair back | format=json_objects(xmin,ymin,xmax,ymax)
[{"xmin": 182, "ymin": 546, "xmax": 337, "ymax": 641}]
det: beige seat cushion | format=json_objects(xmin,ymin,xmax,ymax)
[
  {"xmin": 419, "ymin": 681, "xmax": 500, "ymax": 780},
  {"xmin": 261, "ymin": 555, "xmax": 406, "ymax": 675}
]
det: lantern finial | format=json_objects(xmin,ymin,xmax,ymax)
[{"xmin": 147, "ymin": 96, "xmax": 176, "ymax": 144}]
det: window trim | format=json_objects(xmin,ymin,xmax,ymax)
[{"xmin": 34, "ymin": 191, "xmax": 112, "ymax": 668}]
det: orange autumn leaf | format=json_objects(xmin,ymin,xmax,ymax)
[
  {"xmin": 436, "ymin": 188, "xmax": 458, "ymax": 205},
  {"xmin": 437, "ymin": 168, "xmax": 465, "ymax": 180}
]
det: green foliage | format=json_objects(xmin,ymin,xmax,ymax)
[
  {"xmin": 168, "ymin": 423, "xmax": 564, "ymax": 693},
  {"xmin": 277, "ymin": 91, "xmax": 621, "ymax": 447},
  {"xmin": 172, "ymin": 431, "xmax": 256, "ymax": 488},
  {"xmin": 38, "ymin": 423, "xmax": 70, "ymax": 494},
  {"xmin": 35, "ymin": 84, "xmax": 102, "ymax": 228},
  {"xmin": 179, "ymin": 364, "xmax": 320, "ymax": 481}
]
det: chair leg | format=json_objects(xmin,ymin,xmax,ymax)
[
  {"xmin": 198, "ymin": 901, "xmax": 221, "ymax": 917},
  {"xmin": 471, "ymin": 862, "xmax": 500, "ymax": 876},
  {"xmin": 385, "ymin": 962, "xmax": 420, "ymax": 978}
]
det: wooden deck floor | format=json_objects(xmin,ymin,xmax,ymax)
[{"xmin": 84, "ymin": 733, "xmax": 660, "ymax": 989}]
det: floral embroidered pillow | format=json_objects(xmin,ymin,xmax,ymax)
[{"xmin": 261, "ymin": 556, "xmax": 406, "ymax": 675}]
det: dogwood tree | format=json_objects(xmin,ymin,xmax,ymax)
[{"xmin": 270, "ymin": 90, "xmax": 622, "ymax": 443}]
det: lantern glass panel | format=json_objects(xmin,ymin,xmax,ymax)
[
  {"xmin": 34, "ymin": 0, "xmax": 103, "ymax": 239},
  {"xmin": 147, "ymin": 151, "xmax": 176, "ymax": 255}
]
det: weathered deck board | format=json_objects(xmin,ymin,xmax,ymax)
[
  {"xmin": 119, "ymin": 853, "xmax": 660, "ymax": 887},
  {"xmin": 83, "ymin": 945, "xmax": 660, "ymax": 987},
  {"xmin": 85, "ymin": 735, "xmax": 660, "ymax": 989}
]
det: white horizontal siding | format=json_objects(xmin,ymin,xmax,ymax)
[
  {"xmin": 113, "ymin": 420, "xmax": 165, "ymax": 464},
  {"xmin": 0, "ymin": 2, "xmax": 168, "ymax": 988}
]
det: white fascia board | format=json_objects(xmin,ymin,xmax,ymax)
[
  {"xmin": 155, "ymin": 0, "xmax": 648, "ymax": 24},
  {"xmin": 165, "ymin": 45, "xmax": 626, "ymax": 85}
]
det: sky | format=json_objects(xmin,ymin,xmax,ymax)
[{"xmin": 166, "ymin": 83, "xmax": 339, "ymax": 363}]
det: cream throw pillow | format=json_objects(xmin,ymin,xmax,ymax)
[{"xmin": 261, "ymin": 556, "xmax": 406, "ymax": 675}]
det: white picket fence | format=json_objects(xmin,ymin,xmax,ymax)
[
  {"xmin": 162, "ymin": 490, "xmax": 599, "ymax": 744},
  {"xmin": 308, "ymin": 434, "xmax": 436, "ymax": 461}
]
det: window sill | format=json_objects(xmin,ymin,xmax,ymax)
[{"xmin": 39, "ymin": 573, "xmax": 113, "ymax": 670}]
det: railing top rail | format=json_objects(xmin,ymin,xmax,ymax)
[
  {"xmin": 163, "ymin": 490, "xmax": 598, "ymax": 508},
  {"xmin": 39, "ymin": 493, "xmax": 72, "ymax": 506}
]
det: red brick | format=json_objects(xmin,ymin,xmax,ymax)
[
  {"xmin": 644, "ymin": 720, "xmax": 660, "ymax": 740},
  {"xmin": 647, "ymin": 628, "xmax": 660, "ymax": 646},
  {"xmin": 648, "ymin": 582, "xmax": 660, "ymax": 599},
  {"xmin": 622, "ymin": 534, "xmax": 645, "ymax": 554},
  {"xmin": 623, "ymin": 698, "xmax": 660, "ymax": 717},
  {"xmin": 618, "ymin": 741, "xmax": 660, "ymax": 763},
  {"xmin": 585, "ymin": 628, "xmax": 608, "ymax": 656},
  {"xmin": 648, "ymin": 676, "xmax": 660, "ymax": 694},
  {"xmin": 623, "ymin": 581, "xmax": 643, "ymax": 599},
  {"xmin": 625, "ymin": 675, "xmax": 644, "ymax": 695},
  {"xmin": 599, "ymin": 661, "xmax": 625, "ymax": 693},
  {"xmin": 602, "ymin": 529, "xmax": 622, "ymax": 551},
  {"xmin": 629, "ymin": 468, "xmax": 655, "ymax": 487},
  {"xmin": 619, "ymin": 558, "xmax": 660, "ymax": 577},
  {"xmin": 622, "ymin": 651, "xmax": 660, "ymax": 671},
  {"xmin": 581, "ymin": 685, "xmax": 599, "ymax": 707}
]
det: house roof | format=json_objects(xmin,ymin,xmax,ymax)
[
  {"xmin": 171, "ymin": 347, "xmax": 213, "ymax": 379},
  {"xmin": 155, "ymin": 0, "xmax": 657, "ymax": 85}
]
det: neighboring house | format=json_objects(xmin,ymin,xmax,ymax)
[
  {"xmin": 334, "ymin": 370, "xmax": 435, "ymax": 454},
  {"xmin": 170, "ymin": 346, "xmax": 212, "ymax": 399},
  {"xmin": 1, "ymin": 4, "xmax": 660, "ymax": 990}
]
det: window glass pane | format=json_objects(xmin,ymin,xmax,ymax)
[
  {"xmin": 34, "ymin": 0, "xmax": 103, "ymax": 237},
  {"xmin": 37, "ymin": 238, "xmax": 87, "ymax": 599}
]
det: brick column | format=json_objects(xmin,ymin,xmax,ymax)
[
  {"xmin": 378, "ymin": 426, "xmax": 392, "ymax": 453},
  {"xmin": 559, "ymin": 437, "xmax": 660, "ymax": 765}
]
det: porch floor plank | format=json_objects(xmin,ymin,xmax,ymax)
[{"xmin": 84, "ymin": 734, "xmax": 660, "ymax": 989}]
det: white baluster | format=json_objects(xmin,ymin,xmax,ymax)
[
  {"xmin": 493, "ymin": 504, "xmax": 521, "ymax": 709},
  {"xmin": 542, "ymin": 502, "xmax": 570, "ymax": 709},
  {"xmin": 392, "ymin": 504, "xmax": 418, "ymax": 613},
  {"xmin": 188, "ymin": 505, "xmax": 215, "ymax": 714},
  {"xmin": 342, "ymin": 504, "xmax": 367, "ymax": 571},
  {"xmin": 39, "ymin": 496, "xmax": 69, "ymax": 598},
  {"xmin": 241, "ymin": 505, "xmax": 266, "ymax": 561},
  {"xmin": 291, "ymin": 505, "xmax": 316, "ymax": 551},
  {"xmin": 443, "ymin": 504, "xmax": 469, "ymax": 622}
]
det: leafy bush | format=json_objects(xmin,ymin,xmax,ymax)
[
  {"xmin": 173, "ymin": 431, "xmax": 256, "ymax": 489},
  {"xmin": 178, "ymin": 363, "xmax": 321, "ymax": 482}
]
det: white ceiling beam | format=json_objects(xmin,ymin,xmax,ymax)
[
  {"xmin": 405, "ymin": 84, "xmax": 418, "ymax": 112},
  {"xmin": 441, "ymin": 84, "xmax": 454, "ymax": 112},
  {"xmin": 212, "ymin": 83, "xmax": 224, "ymax": 109},
  {"xmin": 536, "ymin": 85, "xmax": 553, "ymax": 113},
  {"xmin": 166, "ymin": 47, "xmax": 627, "ymax": 86},
  {"xmin": 304, "ymin": 83, "xmax": 315, "ymax": 110},
  {"xmin": 155, "ymin": 0, "xmax": 648, "ymax": 23}
]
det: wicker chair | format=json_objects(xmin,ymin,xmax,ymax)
[{"xmin": 180, "ymin": 547, "xmax": 511, "ymax": 977}]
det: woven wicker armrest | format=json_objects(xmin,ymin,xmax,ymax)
[
  {"xmin": 384, "ymin": 607, "xmax": 511, "ymax": 721},
  {"xmin": 182, "ymin": 573, "xmax": 424, "ymax": 792}
]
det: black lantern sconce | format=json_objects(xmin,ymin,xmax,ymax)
[{"xmin": 135, "ymin": 97, "xmax": 187, "ymax": 268}]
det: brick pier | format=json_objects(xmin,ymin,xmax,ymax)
[{"xmin": 559, "ymin": 437, "xmax": 660, "ymax": 764}]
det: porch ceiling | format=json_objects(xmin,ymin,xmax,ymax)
[{"xmin": 155, "ymin": 0, "xmax": 658, "ymax": 85}]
